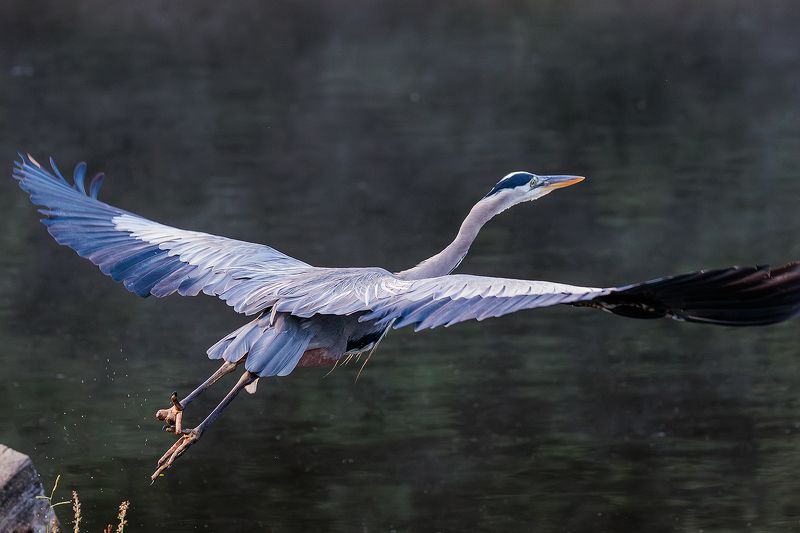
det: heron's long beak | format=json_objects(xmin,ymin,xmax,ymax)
[{"xmin": 541, "ymin": 175, "xmax": 585, "ymax": 190}]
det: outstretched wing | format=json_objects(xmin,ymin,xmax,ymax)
[
  {"xmin": 356, "ymin": 275, "xmax": 610, "ymax": 330},
  {"xmin": 14, "ymin": 154, "xmax": 312, "ymax": 301},
  {"xmin": 354, "ymin": 263, "xmax": 800, "ymax": 331}
]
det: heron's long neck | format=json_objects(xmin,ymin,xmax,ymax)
[{"xmin": 397, "ymin": 197, "xmax": 501, "ymax": 280}]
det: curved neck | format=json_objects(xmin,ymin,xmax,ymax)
[{"xmin": 397, "ymin": 195, "xmax": 507, "ymax": 280}]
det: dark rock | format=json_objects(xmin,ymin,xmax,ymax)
[{"xmin": 0, "ymin": 445, "xmax": 56, "ymax": 533}]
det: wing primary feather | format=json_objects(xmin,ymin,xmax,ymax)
[
  {"xmin": 89, "ymin": 173, "xmax": 105, "ymax": 198},
  {"xmin": 72, "ymin": 162, "xmax": 87, "ymax": 194},
  {"xmin": 48, "ymin": 157, "xmax": 68, "ymax": 183}
]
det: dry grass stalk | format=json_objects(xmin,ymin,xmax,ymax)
[
  {"xmin": 115, "ymin": 500, "xmax": 130, "ymax": 533},
  {"xmin": 71, "ymin": 491, "xmax": 81, "ymax": 533}
]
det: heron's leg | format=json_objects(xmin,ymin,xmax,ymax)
[
  {"xmin": 155, "ymin": 361, "xmax": 239, "ymax": 434},
  {"xmin": 150, "ymin": 369, "xmax": 258, "ymax": 482}
]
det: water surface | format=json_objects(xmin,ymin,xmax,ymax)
[{"xmin": 1, "ymin": 1, "xmax": 800, "ymax": 531}]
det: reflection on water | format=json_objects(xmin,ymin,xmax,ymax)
[{"xmin": 1, "ymin": 1, "xmax": 800, "ymax": 531}]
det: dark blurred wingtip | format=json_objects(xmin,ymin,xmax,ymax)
[{"xmin": 588, "ymin": 262, "xmax": 800, "ymax": 327}]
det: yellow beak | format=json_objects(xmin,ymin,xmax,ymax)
[{"xmin": 541, "ymin": 175, "xmax": 586, "ymax": 189}]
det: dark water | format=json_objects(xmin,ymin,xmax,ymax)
[{"xmin": 2, "ymin": 1, "xmax": 800, "ymax": 531}]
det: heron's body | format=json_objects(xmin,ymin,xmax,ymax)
[
  {"xmin": 213, "ymin": 311, "xmax": 383, "ymax": 374},
  {"xmin": 13, "ymin": 154, "xmax": 800, "ymax": 481}
]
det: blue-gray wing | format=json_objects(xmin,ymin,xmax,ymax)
[
  {"xmin": 353, "ymin": 264, "xmax": 800, "ymax": 330},
  {"xmin": 354, "ymin": 275, "xmax": 610, "ymax": 330},
  {"xmin": 14, "ymin": 154, "xmax": 312, "ymax": 302}
]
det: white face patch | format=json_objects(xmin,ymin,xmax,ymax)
[{"xmin": 491, "ymin": 181, "xmax": 554, "ymax": 211}]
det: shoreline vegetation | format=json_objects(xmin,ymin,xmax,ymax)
[{"xmin": 38, "ymin": 475, "xmax": 130, "ymax": 533}]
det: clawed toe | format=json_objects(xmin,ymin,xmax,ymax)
[
  {"xmin": 151, "ymin": 392, "xmax": 198, "ymax": 483},
  {"xmin": 150, "ymin": 429, "xmax": 202, "ymax": 483},
  {"xmin": 155, "ymin": 391, "xmax": 184, "ymax": 433}
]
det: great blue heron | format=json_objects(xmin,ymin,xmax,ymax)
[{"xmin": 13, "ymin": 154, "xmax": 800, "ymax": 481}]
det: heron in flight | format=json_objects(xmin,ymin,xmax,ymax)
[{"xmin": 13, "ymin": 154, "xmax": 800, "ymax": 481}]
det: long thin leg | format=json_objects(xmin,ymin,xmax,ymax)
[
  {"xmin": 150, "ymin": 370, "xmax": 258, "ymax": 482},
  {"xmin": 181, "ymin": 360, "xmax": 241, "ymax": 408},
  {"xmin": 156, "ymin": 360, "xmax": 239, "ymax": 433}
]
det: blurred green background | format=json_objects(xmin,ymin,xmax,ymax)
[{"xmin": 2, "ymin": 1, "xmax": 800, "ymax": 531}]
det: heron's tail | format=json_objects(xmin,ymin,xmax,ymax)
[
  {"xmin": 207, "ymin": 312, "xmax": 312, "ymax": 376},
  {"xmin": 584, "ymin": 262, "xmax": 800, "ymax": 326}
]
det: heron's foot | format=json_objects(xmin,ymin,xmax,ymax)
[
  {"xmin": 150, "ymin": 369, "xmax": 257, "ymax": 484},
  {"xmin": 150, "ymin": 427, "xmax": 203, "ymax": 483},
  {"xmin": 155, "ymin": 391, "xmax": 184, "ymax": 434}
]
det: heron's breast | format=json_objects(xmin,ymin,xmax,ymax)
[{"xmin": 297, "ymin": 348, "xmax": 338, "ymax": 368}]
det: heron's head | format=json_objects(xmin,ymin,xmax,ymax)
[{"xmin": 483, "ymin": 171, "xmax": 585, "ymax": 210}]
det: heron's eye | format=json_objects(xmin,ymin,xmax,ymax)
[{"xmin": 529, "ymin": 177, "xmax": 541, "ymax": 188}]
